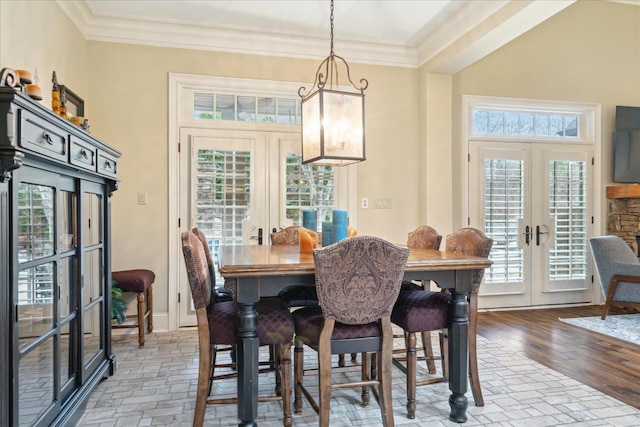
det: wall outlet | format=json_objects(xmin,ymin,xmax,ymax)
[{"xmin": 361, "ymin": 197, "xmax": 369, "ymax": 209}]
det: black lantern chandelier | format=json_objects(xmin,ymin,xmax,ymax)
[{"xmin": 298, "ymin": 0, "xmax": 368, "ymax": 166}]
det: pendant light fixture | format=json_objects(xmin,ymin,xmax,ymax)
[{"xmin": 298, "ymin": 0, "xmax": 368, "ymax": 166}]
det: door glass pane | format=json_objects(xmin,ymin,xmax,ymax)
[
  {"xmin": 483, "ymin": 158, "xmax": 525, "ymax": 284},
  {"xmin": 277, "ymin": 99, "xmax": 299, "ymax": 124},
  {"xmin": 83, "ymin": 302, "xmax": 103, "ymax": 368},
  {"xmin": 195, "ymin": 148, "xmax": 251, "ymax": 262},
  {"xmin": 83, "ymin": 249, "xmax": 103, "ymax": 308},
  {"xmin": 284, "ymin": 152, "xmax": 335, "ymax": 231},
  {"xmin": 84, "ymin": 193, "xmax": 102, "ymax": 246},
  {"xmin": 257, "ymin": 97, "xmax": 276, "ymax": 122},
  {"xmin": 60, "ymin": 190, "xmax": 76, "ymax": 252},
  {"xmin": 60, "ymin": 321, "xmax": 74, "ymax": 389},
  {"xmin": 18, "ymin": 263, "xmax": 55, "ymax": 349},
  {"xmin": 60, "ymin": 256, "xmax": 73, "ymax": 318},
  {"xmin": 237, "ymin": 96, "xmax": 255, "ymax": 121},
  {"xmin": 548, "ymin": 160, "xmax": 587, "ymax": 280},
  {"xmin": 18, "ymin": 183, "xmax": 54, "ymax": 261},
  {"xmin": 19, "ymin": 337, "xmax": 54, "ymax": 426}
]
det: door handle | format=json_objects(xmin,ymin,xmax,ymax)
[
  {"xmin": 536, "ymin": 225, "xmax": 549, "ymax": 246},
  {"xmin": 249, "ymin": 227, "xmax": 263, "ymax": 245},
  {"xmin": 523, "ymin": 225, "xmax": 532, "ymax": 246}
]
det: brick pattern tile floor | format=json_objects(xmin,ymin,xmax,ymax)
[{"xmin": 77, "ymin": 328, "xmax": 640, "ymax": 426}]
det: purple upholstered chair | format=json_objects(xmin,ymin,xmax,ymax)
[
  {"xmin": 293, "ymin": 236, "xmax": 409, "ymax": 427},
  {"xmin": 181, "ymin": 231, "xmax": 295, "ymax": 427}
]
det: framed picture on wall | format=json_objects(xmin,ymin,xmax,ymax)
[{"xmin": 60, "ymin": 85, "xmax": 84, "ymax": 117}]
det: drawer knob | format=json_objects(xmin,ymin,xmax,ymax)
[{"xmin": 42, "ymin": 132, "xmax": 54, "ymax": 145}]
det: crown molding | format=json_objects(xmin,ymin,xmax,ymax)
[
  {"xmin": 57, "ymin": 0, "xmax": 419, "ymax": 68},
  {"xmin": 57, "ymin": 0, "xmax": 583, "ymax": 72},
  {"xmin": 421, "ymin": 0, "xmax": 577, "ymax": 73},
  {"xmin": 414, "ymin": 0, "xmax": 509, "ymax": 67}
]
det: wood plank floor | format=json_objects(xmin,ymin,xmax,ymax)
[{"xmin": 477, "ymin": 305, "xmax": 640, "ymax": 410}]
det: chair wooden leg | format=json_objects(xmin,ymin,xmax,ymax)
[
  {"xmin": 194, "ymin": 311, "xmax": 210, "ymax": 427},
  {"xmin": 272, "ymin": 345, "xmax": 282, "ymax": 396},
  {"xmin": 361, "ymin": 353, "xmax": 370, "ymax": 407},
  {"xmin": 318, "ymin": 319, "xmax": 335, "ymax": 427},
  {"xmin": 406, "ymin": 332, "xmax": 417, "ymax": 419},
  {"xmin": 371, "ymin": 352, "xmax": 377, "ymax": 380},
  {"xmin": 146, "ymin": 286, "xmax": 153, "ymax": 333},
  {"xmin": 280, "ymin": 344, "xmax": 293, "ymax": 427},
  {"xmin": 602, "ymin": 278, "xmax": 619, "ymax": 320},
  {"xmin": 420, "ymin": 331, "xmax": 436, "ymax": 374},
  {"xmin": 379, "ymin": 318, "xmax": 395, "ymax": 427},
  {"xmin": 136, "ymin": 291, "xmax": 145, "ymax": 347},
  {"xmin": 439, "ymin": 330, "xmax": 448, "ymax": 380},
  {"xmin": 208, "ymin": 345, "xmax": 217, "ymax": 396},
  {"xmin": 469, "ymin": 292, "xmax": 484, "ymax": 406},
  {"xmin": 294, "ymin": 338, "xmax": 304, "ymax": 415}
]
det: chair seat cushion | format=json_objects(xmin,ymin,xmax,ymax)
[
  {"xmin": 292, "ymin": 306, "xmax": 380, "ymax": 347},
  {"xmin": 391, "ymin": 290, "xmax": 450, "ymax": 333},
  {"xmin": 278, "ymin": 284, "xmax": 319, "ymax": 307},
  {"xmin": 112, "ymin": 269, "xmax": 155, "ymax": 292},
  {"xmin": 208, "ymin": 299, "xmax": 294, "ymax": 345}
]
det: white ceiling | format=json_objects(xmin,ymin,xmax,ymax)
[{"xmin": 57, "ymin": 0, "xmax": 594, "ymax": 72}]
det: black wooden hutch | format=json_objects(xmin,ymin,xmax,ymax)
[{"xmin": 0, "ymin": 87, "xmax": 119, "ymax": 426}]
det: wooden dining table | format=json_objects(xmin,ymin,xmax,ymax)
[{"xmin": 219, "ymin": 243, "xmax": 492, "ymax": 426}]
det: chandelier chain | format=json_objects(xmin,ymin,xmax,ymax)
[{"xmin": 330, "ymin": 0, "xmax": 334, "ymax": 55}]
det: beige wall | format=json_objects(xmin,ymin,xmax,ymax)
[
  {"xmin": 0, "ymin": 0, "xmax": 88, "ymax": 115},
  {"xmin": 85, "ymin": 43, "xmax": 420, "ymax": 320},
  {"xmin": 453, "ymin": 0, "xmax": 640, "ymax": 229}
]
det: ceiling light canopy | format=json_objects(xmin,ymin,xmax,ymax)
[{"xmin": 298, "ymin": 0, "xmax": 368, "ymax": 166}]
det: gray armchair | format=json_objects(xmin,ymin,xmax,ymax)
[{"xmin": 589, "ymin": 235, "xmax": 640, "ymax": 320}]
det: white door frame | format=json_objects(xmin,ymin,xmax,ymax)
[{"xmin": 461, "ymin": 95, "xmax": 603, "ymax": 308}]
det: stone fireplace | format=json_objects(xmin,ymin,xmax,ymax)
[{"xmin": 607, "ymin": 185, "xmax": 640, "ymax": 255}]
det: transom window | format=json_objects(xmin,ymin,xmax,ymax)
[
  {"xmin": 194, "ymin": 92, "xmax": 301, "ymax": 124},
  {"xmin": 472, "ymin": 109, "xmax": 579, "ymax": 138}
]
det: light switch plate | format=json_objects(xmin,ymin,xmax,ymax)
[{"xmin": 138, "ymin": 192, "xmax": 148, "ymax": 205}]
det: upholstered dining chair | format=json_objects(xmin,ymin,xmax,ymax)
[
  {"xmin": 191, "ymin": 227, "xmax": 233, "ymax": 302},
  {"xmin": 398, "ymin": 225, "xmax": 443, "ymax": 374},
  {"xmin": 273, "ymin": 226, "xmax": 322, "ymax": 308},
  {"xmin": 391, "ymin": 227, "xmax": 492, "ymax": 417},
  {"xmin": 273, "ymin": 226, "xmax": 360, "ymax": 368},
  {"xmin": 181, "ymin": 231, "xmax": 295, "ymax": 427},
  {"xmin": 589, "ymin": 235, "xmax": 640, "ymax": 319},
  {"xmin": 293, "ymin": 236, "xmax": 409, "ymax": 427}
]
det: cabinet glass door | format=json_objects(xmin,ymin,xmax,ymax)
[
  {"xmin": 81, "ymin": 187, "xmax": 105, "ymax": 376},
  {"xmin": 16, "ymin": 181, "xmax": 56, "ymax": 426}
]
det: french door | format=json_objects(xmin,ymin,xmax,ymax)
[{"xmin": 469, "ymin": 141, "xmax": 594, "ymax": 309}]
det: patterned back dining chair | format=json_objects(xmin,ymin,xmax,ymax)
[
  {"xmin": 293, "ymin": 236, "xmax": 409, "ymax": 427},
  {"xmin": 181, "ymin": 231, "xmax": 295, "ymax": 427},
  {"xmin": 272, "ymin": 226, "xmax": 322, "ymax": 308},
  {"xmin": 391, "ymin": 227, "xmax": 492, "ymax": 418},
  {"xmin": 398, "ymin": 225, "xmax": 444, "ymax": 373},
  {"xmin": 191, "ymin": 227, "xmax": 233, "ymax": 302}
]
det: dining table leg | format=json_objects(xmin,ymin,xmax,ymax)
[
  {"xmin": 447, "ymin": 275, "xmax": 471, "ymax": 423},
  {"xmin": 236, "ymin": 301, "xmax": 259, "ymax": 427}
]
